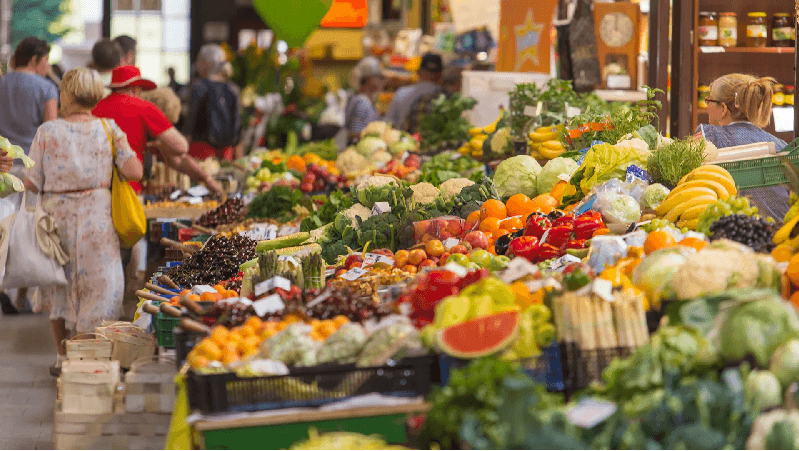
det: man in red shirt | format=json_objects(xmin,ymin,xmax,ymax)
[{"xmin": 93, "ymin": 65, "xmax": 222, "ymax": 195}]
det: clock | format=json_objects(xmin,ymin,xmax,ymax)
[{"xmin": 594, "ymin": 3, "xmax": 641, "ymax": 89}]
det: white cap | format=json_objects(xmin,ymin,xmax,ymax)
[{"xmin": 350, "ymin": 56, "xmax": 383, "ymax": 87}]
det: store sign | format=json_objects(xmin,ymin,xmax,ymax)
[
  {"xmin": 496, "ymin": 0, "xmax": 557, "ymax": 73},
  {"xmin": 320, "ymin": 0, "xmax": 368, "ymax": 28}
]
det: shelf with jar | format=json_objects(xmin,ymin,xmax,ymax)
[{"xmin": 698, "ymin": 10, "xmax": 795, "ymax": 49}]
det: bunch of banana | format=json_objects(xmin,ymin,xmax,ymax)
[
  {"xmin": 528, "ymin": 125, "xmax": 566, "ymax": 159},
  {"xmin": 460, "ymin": 110, "xmax": 506, "ymax": 158},
  {"xmin": 655, "ymin": 165, "xmax": 737, "ymax": 229},
  {"xmin": 773, "ymin": 194, "xmax": 799, "ymax": 252}
]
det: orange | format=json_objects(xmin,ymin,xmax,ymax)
[
  {"xmin": 480, "ymin": 199, "xmax": 507, "ymax": 220},
  {"xmin": 200, "ymin": 292, "xmax": 221, "ymax": 302},
  {"xmin": 188, "ymin": 294, "xmax": 201, "ymax": 302},
  {"xmin": 170, "ymin": 296, "xmax": 179, "ymax": 304},
  {"xmin": 225, "ymin": 290, "xmax": 239, "ymax": 299},
  {"xmin": 245, "ymin": 316, "xmax": 263, "ymax": 331},
  {"xmin": 479, "ymin": 217, "xmax": 501, "ymax": 234},
  {"xmin": 503, "ymin": 216, "xmax": 524, "ymax": 231},
  {"xmin": 466, "ymin": 210, "xmax": 481, "ymax": 224},
  {"xmin": 678, "ymin": 237, "xmax": 707, "ymax": 251},
  {"xmin": 213, "ymin": 284, "xmax": 227, "ymax": 294},
  {"xmin": 790, "ymin": 290, "xmax": 799, "ymax": 312},
  {"xmin": 179, "ymin": 289, "xmax": 190, "ymax": 296},
  {"xmin": 506, "ymin": 194, "xmax": 533, "ymax": 216},
  {"xmin": 284, "ymin": 314, "xmax": 302, "ymax": 324},
  {"xmin": 529, "ymin": 194, "xmax": 558, "ymax": 214},
  {"xmin": 333, "ymin": 315, "xmax": 350, "ymax": 327},
  {"xmin": 772, "ymin": 244, "xmax": 793, "ymax": 263},
  {"xmin": 787, "ymin": 253, "xmax": 799, "ymax": 287},
  {"xmin": 187, "ymin": 352, "xmax": 210, "ymax": 369},
  {"xmin": 644, "ymin": 230, "xmax": 676, "ymax": 255},
  {"xmin": 195, "ymin": 340, "xmax": 223, "ymax": 361},
  {"xmin": 209, "ymin": 326, "xmax": 230, "ymax": 346},
  {"xmin": 318, "ymin": 321, "xmax": 337, "ymax": 338}
]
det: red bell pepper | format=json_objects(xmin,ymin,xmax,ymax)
[
  {"xmin": 545, "ymin": 223, "xmax": 573, "ymax": 249},
  {"xmin": 523, "ymin": 215, "xmax": 552, "ymax": 239},
  {"xmin": 508, "ymin": 236, "xmax": 539, "ymax": 261},
  {"xmin": 566, "ymin": 238, "xmax": 589, "ymax": 249},
  {"xmin": 536, "ymin": 243, "xmax": 561, "ymax": 262},
  {"xmin": 574, "ymin": 211, "xmax": 605, "ymax": 240},
  {"xmin": 552, "ymin": 213, "xmax": 575, "ymax": 227}
]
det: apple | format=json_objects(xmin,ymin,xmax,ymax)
[
  {"xmin": 447, "ymin": 220, "xmax": 463, "ymax": 237},
  {"xmin": 469, "ymin": 249, "xmax": 493, "ymax": 268},
  {"xmin": 335, "ymin": 268, "xmax": 347, "ymax": 277},
  {"xmin": 461, "ymin": 241, "xmax": 473, "ymax": 252},
  {"xmin": 419, "ymin": 259, "xmax": 437, "ymax": 268},
  {"xmin": 450, "ymin": 244, "xmax": 468, "ymax": 255},
  {"xmin": 446, "ymin": 253, "xmax": 469, "ymax": 266},
  {"xmin": 345, "ymin": 254, "xmax": 363, "ymax": 269},
  {"xmin": 439, "ymin": 252, "xmax": 451, "ymax": 265},
  {"xmin": 394, "ymin": 250, "xmax": 410, "ymax": 268},
  {"xmin": 438, "ymin": 230, "xmax": 453, "ymax": 240},
  {"xmin": 403, "ymin": 264, "xmax": 419, "ymax": 274},
  {"xmin": 408, "ymin": 249, "xmax": 427, "ymax": 266},
  {"xmin": 425, "ymin": 240, "xmax": 445, "ymax": 258},
  {"xmin": 413, "ymin": 221, "xmax": 429, "ymax": 239},
  {"xmin": 465, "ymin": 262, "xmax": 481, "ymax": 270},
  {"xmin": 463, "ymin": 231, "xmax": 490, "ymax": 250},
  {"xmin": 489, "ymin": 255, "xmax": 511, "ymax": 271}
]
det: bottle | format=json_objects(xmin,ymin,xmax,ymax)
[
  {"xmin": 773, "ymin": 84, "xmax": 785, "ymax": 106},
  {"xmin": 745, "ymin": 12, "xmax": 768, "ymax": 48},
  {"xmin": 699, "ymin": 12, "xmax": 719, "ymax": 46},
  {"xmin": 698, "ymin": 85, "xmax": 711, "ymax": 109},
  {"xmin": 772, "ymin": 13, "xmax": 794, "ymax": 47},
  {"xmin": 786, "ymin": 86, "xmax": 795, "ymax": 106},
  {"xmin": 719, "ymin": 13, "xmax": 738, "ymax": 47}
]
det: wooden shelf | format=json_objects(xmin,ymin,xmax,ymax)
[{"xmin": 699, "ymin": 46, "xmax": 795, "ymax": 54}]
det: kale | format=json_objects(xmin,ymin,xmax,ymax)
[{"xmin": 246, "ymin": 186, "xmax": 302, "ymax": 221}]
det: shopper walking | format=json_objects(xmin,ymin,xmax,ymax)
[
  {"xmin": 384, "ymin": 53, "xmax": 443, "ymax": 131},
  {"xmin": 344, "ymin": 56, "xmax": 385, "ymax": 141},
  {"xmin": 91, "ymin": 38, "xmax": 122, "ymax": 95},
  {"xmin": 183, "ymin": 44, "xmax": 242, "ymax": 161},
  {"xmin": 22, "ymin": 67, "xmax": 143, "ymax": 375}
]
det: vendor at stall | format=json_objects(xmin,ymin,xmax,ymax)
[
  {"xmin": 345, "ymin": 56, "xmax": 385, "ymax": 142},
  {"xmin": 384, "ymin": 53, "xmax": 443, "ymax": 131},
  {"xmin": 695, "ymin": 73, "xmax": 789, "ymax": 221}
]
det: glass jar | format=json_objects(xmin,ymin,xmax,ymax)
[
  {"xmin": 699, "ymin": 12, "xmax": 719, "ymax": 46},
  {"xmin": 698, "ymin": 85, "xmax": 711, "ymax": 110},
  {"xmin": 745, "ymin": 12, "xmax": 768, "ymax": 48},
  {"xmin": 773, "ymin": 84, "xmax": 785, "ymax": 106},
  {"xmin": 786, "ymin": 86, "xmax": 795, "ymax": 106},
  {"xmin": 719, "ymin": 13, "xmax": 738, "ymax": 47},
  {"xmin": 772, "ymin": 13, "xmax": 794, "ymax": 47}
]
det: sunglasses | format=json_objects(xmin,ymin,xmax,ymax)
[{"xmin": 705, "ymin": 98, "xmax": 726, "ymax": 105}]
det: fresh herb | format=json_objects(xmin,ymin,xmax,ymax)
[
  {"xmin": 418, "ymin": 151, "xmax": 484, "ymax": 186},
  {"xmin": 647, "ymin": 138, "xmax": 705, "ymax": 187},
  {"xmin": 246, "ymin": 185, "xmax": 303, "ymax": 222},
  {"xmin": 418, "ymin": 93, "xmax": 478, "ymax": 151},
  {"xmin": 260, "ymin": 159, "xmax": 287, "ymax": 173}
]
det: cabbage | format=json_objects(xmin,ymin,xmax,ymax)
[
  {"xmin": 356, "ymin": 136, "xmax": 387, "ymax": 157},
  {"xmin": 371, "ymin": 150, "xmax": 392, "ymax": 168},
  {"xmin": 388, "ymin": 136, "xmax": 417, "ymax": 156},
  {"xmin": 631, "ymin": 246, "xmax": 694, "ymax": 307},
  {"xmin": 746, "ymin": 370, "xmax": 783, "ymax": 412},
  {"xmin": 642, "ymin": 183, "xmax": 670, "ymax": 209},
  {"xmin": 492, "ymin": 155, "xmax": 542, "ymax": 199},
  {"xmin": 720, "ymin": 296, "xmax": 799, "ymax": 367},
  {"xmin": 604, "ymin": 193, "xmax": 641, "ymax": 223},
  {"xmin": 770, "ymin": 339, "xmax": 799, "ymax": 387},
  {"xmin": 536, "ymin": 157, "xmax": 579, "ymax": 195}
]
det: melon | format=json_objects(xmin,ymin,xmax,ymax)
[{"xmin": 437, "ymin": 310, "xmax": 520, "ymax": 359}]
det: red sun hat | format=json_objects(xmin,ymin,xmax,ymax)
[{"xmin": 108, "ymin": 65, "xmax": 157, "ymax": 91}]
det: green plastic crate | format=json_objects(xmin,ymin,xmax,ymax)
[
  {"xmin": 154, "ymin": 308, "xmax": 181, "ymax": 348},
  {"xmin": 718, "ymin": 138, "xmax": 799, "ymax": 190}
]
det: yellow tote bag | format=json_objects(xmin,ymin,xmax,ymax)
[{"xmin": 101, "ymin": 119, "xmax": 146, "ymax": 248}]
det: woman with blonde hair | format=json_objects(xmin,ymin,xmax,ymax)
[
  {"xmin": 23, "ymin": 67, "xmax": 143, "ymax": 376},
  {"xmin": 696, "ymin": 74, "xmax": 789, "ymax": 220}
]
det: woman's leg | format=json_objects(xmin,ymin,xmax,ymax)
[{"xmin": 50, "ymin": 318, "xmax": 68, "ymax": 355}]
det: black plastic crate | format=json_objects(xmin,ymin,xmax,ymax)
[
  {"xmin": 174, "ymin": 327, "xmax": 206, "ymax": 369},
  {"xmin": 558, "ymin": 343, "xmax": 634, "ymax": 393},
  {"xmin": 186, "ymin": 355, "xmax": 438, "ymax": 414}
]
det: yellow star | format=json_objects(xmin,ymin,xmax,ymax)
[{"xmin": 514, "ymin": 8, "xmax": 545, "ymax": 71}]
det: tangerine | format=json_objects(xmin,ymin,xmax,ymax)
[
  {"xmin": 479, "ymin": 217, "xmax": 501, "ymax": 234},
  {"xmin": 529, "ymin": 194, "xmax": 558, "ymax": 214},
  {"xmin": 644, "ymin": 230, "xmax": 676, "ymax": 254},
  {"xmin": 333, "ymin": 315, "xmax": 350, "ymax": 327},
  {"xmin": 245, "ymin": 316, "xmax": 263, "ymax": 331},
  {"xmin": 790, "ymin": 290, "xmax": 799, "ymax": 311},
  {"xmin": 466, "ymin": 210, "xmax": 481, "ymax": 224},
  {"xmin": 506, "ymin": 194, "xmax": 533, "ymax": 216},
  {"xmin": 503, "ymin": 216, "xmax": 524, "ymax": 231},
  {"xmin": 209, "ymin": 326, "xmax": 229, "ymax": 346},
  {"xmin": 678, "ymin": 237, "xmax": 707, "ymax": 251},
  {"xmin": 787, "ymin": 253, "xmax": 799, "ymax": 287},
  {"xmin": 480, "ymin": 199, "xmax": 507, "ymax": 220}
]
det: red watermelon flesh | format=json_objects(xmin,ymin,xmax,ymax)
[{"xmin": 437, "ymin": 310, "xmax": 520, "ymax": 359}]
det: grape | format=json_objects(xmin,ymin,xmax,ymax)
[{"xmin": 695, "ymin": 196, "xmax": 773, "ymax": 235}]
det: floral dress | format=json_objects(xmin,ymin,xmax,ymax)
[{"xmin": 25, "ymin": 118, "xmax": 137, "ymax": 332}]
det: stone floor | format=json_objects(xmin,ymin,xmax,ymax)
[{"xmin": 0, "ymin": 313, "xmax": 57, "ymax": 449}]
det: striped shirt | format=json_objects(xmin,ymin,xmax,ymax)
[{"xmin": 345, "ymin": 94, "xmax": 378, "ymax": 134}]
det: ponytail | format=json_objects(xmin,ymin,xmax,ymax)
[{"xmin": 735, "ymin": 77, "xmax": 775, "ymax": 128}]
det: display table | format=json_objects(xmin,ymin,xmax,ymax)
[{"xmin": 190, "ymin": 400, "xmax": 430, "ymax": 450}]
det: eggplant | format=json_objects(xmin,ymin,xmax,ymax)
[{"xmin": 494, "ymin": 233, "xmax": 513, "ymax": 255}]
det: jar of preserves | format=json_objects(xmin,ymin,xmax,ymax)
[
  {"xmin": 772, "ymin": 13, "xmax": 794, "ymax": 47},
  {"xmin": 773, "ymin": 84, "xmax": 785, "ymax": 106},
  {"xmin": 698, "ymin": 85, "xmax": 711, "ymax": 109},
  {"xmin": 699, "ymin": 12, "xmax": 719, "ymax": 46},
  {"xmin": 786, "ymin": 86, "xmax": 795, "ymax": 106},
  {"xmin": 745, "ymin": 12, "xmax": 768, "ymax": 47},
  {"xmin": 719, "ymin": 13, "xmax": 738, "ymax": 47}
]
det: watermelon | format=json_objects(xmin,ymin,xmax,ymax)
[{"xmin": 437, "ymin": 310, "xmax": 520, "ymax": 359}]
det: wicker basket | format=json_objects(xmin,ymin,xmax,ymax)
[
  {"xmin": 124, "ymin": 358, "xmax": 176, "ymax": 413},
  {"xmin": 96, "ymin": 322, "xmax": 156, "ymax": 369},
  {"xmin": 60, "ymin": 360, "xmax": 121, "ymax": 414},
  {"xmin": 66, "ymin": 333, "xmax": 112, "ymax": 361}
]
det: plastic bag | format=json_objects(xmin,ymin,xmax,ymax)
[
  {"xmin": 316, "ymin": 323, "xmax": 368, "ymax": 365},
  {"xmin": 356, "ymin": 321, "xmax": 424, "ymax": 367},
  {"xmin": 412, "ymin": 216, "xmax": 465, "ymax": 244},
  {"xmin": 261, "ymin": 323, "xmax": 321, "ymax": 367},
  {"xmin": 318, "ymin": 90, "xmax": 347, "ymax": 127}
]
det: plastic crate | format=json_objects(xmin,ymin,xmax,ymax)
[
  {"xmin": 558, "ymin": 343, "xmax": 634, "ymax": 393},
  {"xmin": 718, "ymin": 138, "xmax": 799, "ymax": 190},
  {"xmin": 186, "ymin": 355, "xmax": 438, "ymax": 414},
  {"xmin": 154, "ymin": 311, "xmax": 181, "ymax": 348},
  {"xmin": 174, "ymin": 327, "xmax": 206, "ymax": 369}
]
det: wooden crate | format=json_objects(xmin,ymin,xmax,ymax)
[{"xmin": 54, "ymin": 400, "xmax": 170, "ymax": 450}]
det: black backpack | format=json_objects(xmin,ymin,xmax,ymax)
[{"xmin": 204, "ymin": 81, "xmax": 242, "ymax": 147}]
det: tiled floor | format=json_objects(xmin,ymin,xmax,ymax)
[{"xmin": 0, "ymin": 314, "xmax": 57, "ymax": 449}]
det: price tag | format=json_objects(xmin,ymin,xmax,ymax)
[
  {"xmin": 442, "ymin": 262, "xmax": 468, "ymax": 277},
  {"xmin": 187, "ymin": 185, "xmax": 210, "ymax": 198},
  {"xmin": 536, "ymin": 101, "xmax": 543, "ymax": 116},
  {"xmin": 278, "ymin": 255, "xmax": 300, "ymax": 267},
  {"xmin": 557, "ymin": 173, "xmax": 572, "ymax": 182},
  {"xmin": 523, "ymin": 105, "xmax": 537, "ymax": 116},
  {"xmin": 363, "ymin": 253, "xmax": 395, "ymax": 267},
  {"xmin": 169, "ymin": 190, "xmax": 182, "ymax": 200},
  {"xmin": 325, "ymin": 268, "xmax": 336, "ymax": 278},
  {"xmin": 371, "ymin": 202, "xmax": 391, "ymax": 216},
  {"xmin": 567, "ymin": 398, "xmax": 617, "ymax": 429},
  {"xmin": 190, "ymin": 285, "xmax": 217, "ymax": 295},
  {"xmin": 340, "ymin": 267, "xmax": 368, "ymax": 281},
  {"xmin": 500, "ymin": 257, "xmax": 540, "ymax": 283},
  {"xmin": 549, "ymin": 254, "xmax": 581, "ymax": 271},
  {"xmin": 306, "ymin": 290, "xmax": 331, "ymax": 309},
  {"xmin": 443, "ymin": 237, "xmax": 460, "ymax": 249},
  {"xmin": 218, "ymin": 297, "xmax": 252, "ymax": 307},
  {"xmin": 591, "ymin": 279, "xmax": 614, "ymax": 302},
  {"xmin": 700, "ymin": 46, "xmax": 725, "ymax": 53},
  {"xmin": 252, "ymin": 294, "xmax": 285, "ymax": 316},
  {"xmin": 773, "ymin": 107, "xmax": 794, "ymax": 133},
  {"xmin": 254, "ymin": 276, "xmax": 292, "ymax": 297},
  {"xmin": 565, "ymin": 104, "xmax": 581, "ymax": 119},
  {"xmin": 525, "ymin": 277, "xmax": 562, "ymax": 293},
  {"xmin": 539, "ymin": 228, "xmax": 551, "ymax": 244}
]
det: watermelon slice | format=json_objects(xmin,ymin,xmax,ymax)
[{"xmin": 437, "ymin": 310, "xmax": 520, "ymax": 359}]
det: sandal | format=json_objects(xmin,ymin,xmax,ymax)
[
  {"xmin": 49, "ymin": 354, "xmax": 66, "ymax": 377},
  {"xmin": 0, "ymin": 293, "xmax": 18, "ymax": 315}
]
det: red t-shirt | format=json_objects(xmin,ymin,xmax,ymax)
[{"xmin": 93, "ymin": 92, "xmax": 172, "ymax": 192}]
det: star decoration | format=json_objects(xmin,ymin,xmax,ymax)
[{"xmin": 514, "ymin": 8, "xmax": 545, "ymax": 71}]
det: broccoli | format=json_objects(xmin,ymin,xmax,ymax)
[
  {"xmin": 321, "ymin": 241, "xmax": 350, "ymax": 265},
  {"xmin": 356, "ymin": 212, "xmax": 401, "ymax": 251},
  {"xmin": 450, "ymin": 176, "xmax": 499, "ymax": 218}
]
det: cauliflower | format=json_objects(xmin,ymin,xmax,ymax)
[
  {"xmin": 383, "ymin": 128, "xmax": 402, "ymax": 145},
  {"xmin": 335, "ymin": 203, "xmax": 372, "ymax": 231},
  {"xmin": 356, "ymin": 175, "xmax": 396, "ymax": 191},
  {"xmin": 356, "ymin": 136, "xmax": 388, "ymax": 157},
  {"xmin": 360, "ymin": 121, "xmax": 389, "ymax": 138},
  {"xmin": 439, "ymin": 177, "xmax": 475, "ymax": 200},
  {"xmin": 410, "ymin": 182, "xmax": 440, "ymax": 205},
  {"xmin": 615, "ymin": 137, "xmax": 649, "ymax": 153},
  {"xmin": 336, "ymin": 147, "xmax": 370, "ymax": 176},
  {"xmin": 371, "ymin": 150, "xmax": 392, "ymax": 167},
  {"xmin": 489, "ymin": 127, "xmax": 512, "ymax": 156}
]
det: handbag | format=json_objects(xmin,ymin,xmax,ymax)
[
  {"xmin": 2, "ymin": 191, "xmax": 68, "ymax": 288},
  {"xmin": 100, "ymin": 119, "xmax": 146, "ymax": 248}
]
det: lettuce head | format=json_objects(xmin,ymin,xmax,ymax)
[
  {"xmin": 570, "ymin": 143, "xmax": 647, "ymax": 195},
  {"xmin": 537, "ymin": 157, "xmax": 579, "ymax": 195},
  {"xmin": 492, "ymin": 155, "xmax": 541, "ymax": 199}
]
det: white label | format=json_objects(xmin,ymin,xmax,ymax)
[
  {"xmin": 254, "ymin": 276, "xmax": 292, "ymax": 297},
  {"xmin": 539, "ymin": 228, "xmax": 551, "ymax": 244},
  {"xmin": 550, "ymin": 254, "xmax": 581, "ymax": 270},
  {"xmin": 699, "ymin": 25, "xmax": 718, "ymax": 41},
  {"xmin": 218, "ymin": 297, "xmax": 252, "ymax": 307},
  {"xmin": 252, "ymin": 294, "xmax": 285, "ymax": 316},
  {"xmin": 700, "ymin": 46, "xmax": 726, "ymax": 53},
  {"xmin": 340, "ymin": 267, "xmax": 368, "ymax": 281},
  {"xmin": 278, "ymin": 255, "xmax": 300, "ymax": 267},
  {"xmin": 500, "ymin": 257, "xmax": 541, "ymax": 283},
  {"xmin": 557, "ymin": 172, "xmax": 572, "ymax": 182},
  {"xmin": 306, "ymin": 290, "xmax": 331, "ymax": 308},
  {"xmin": 441, "ymin": 262, "xmax": 468, "ymax": 277},
  {"xmin": 443, "ymin": 237, "xmax": 460, "ymax": 249},
  {"xmin": 371, "ymin": 202, "xmax": 391, "ymax": 216},
  {"xmin": 169, "ymin": 190, "xmax": 182, "ymax": 200},
  {"xmin": 592, "ymin": 279, "xmax": 615, "ymax": 302},
  {"xmin": 187, "ymin": 185, "xmax": 210, "ymax": 197},
  {"xmin": 773, "ymin": 107, "xmax": 794, "ymax": 133},
  {"xmin": 524, "ymin": 105, "xmax": 537, "ymax": 116},
  {"xmin": 606, "ymin": 75, "xmax": 631, "ymax": 90},
  {"xmin": 190, "ymin": 285, "xmax": 217, "ymax": 295},
  {"xmin": 566, "ymin": 106, "xmax": 581, "ymax": 118},
  {"xmin": 535, "ymin": 101, "xmax": 543, "ymax": 117},
  {"xmin": 363, "ymin": 253, "xmax": 394, "ymax": 267},
  {"xmin": 525, "ymin": 277, "xmax": 562, "ymax": 293},
  {"xmin": 325, "ymin": 268, "xmax": 335, "ymax": 278},
  {"xmin": 567, "ymin": 398, "xmax": 617, "ymax": 429}
]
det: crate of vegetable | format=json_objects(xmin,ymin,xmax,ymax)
[
  {"xmin": 717, "ymin": 137, "xmax": 799, "ymax": 189},
  {"xmin": 185, "ymin": 355, "xmax": 438, "ymax": 414}
]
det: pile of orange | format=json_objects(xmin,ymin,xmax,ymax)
[
  {"xmin": 169, "ymin": 285, "xmax": 238, "ymax": 305},
  {"xmin": 643, "ymin": 230, "xmax": 677, "ymax": 255},
  {"xmin": 465, "ymin": 194, "xmax": 560, "ymax": 253}
]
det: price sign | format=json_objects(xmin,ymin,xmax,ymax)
[
  {"xmin": 591, "ymin": 279, "xmax": 614, "ymax": 302},
  {"xmin": 371, "ymin": 202, "xmax": 391, "ymax": 216},
  {"xmin": 252, "ymin": 294, "xmax": 285, "ymax": 316},
  {"xmin": 186, "ymin": 185, "xmax": 210, "ymax": 198},
  {"xmin": 500, "ymin": 257, "xmax": 540, "ymax": 283},
  {"xmin": 169, "ymin": 190, "xmax": 182, "ymax": 200},
  {"xmin": 325, "ymin": 268, "xmax": 336, "ymax": 278},
  {"xmin": 254, "ymin": 276, "xmax": 292, "ymax": 297},
  {"xmin": 441, "ymin": 262, "xmax": 468, "ymax": 277},
  {"xmin": 363, "ymin": 253, "xmax": 395, "ymax": 267},
  {"xmin": 306, "ymin": 290, "xmax": 331, "ymax": 308},
  {"xmin": 340, "ymin": 267, "xmax": 368, "ymax": 281},
  {"xmin": 567, "ymin": 398, "xmax": 617, "ymax": 429},
  {"xmin": 443, "ymin": 238, "xmax": 460, "ymax": 249},
  {"xmin": 550, "ymin": 254, "xmax": 581, "ymax": 271},
  {"xmin": 525, "ymin": 277, "xmax": 562, "ymax": 292},
  {"xmin": 218, "ymin": 297, "xmax": 252, "ymax": 307}
]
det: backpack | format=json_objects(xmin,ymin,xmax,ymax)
[{"xmin": 204, "ymin": 81, "xmax": 242, "ymax": 147}]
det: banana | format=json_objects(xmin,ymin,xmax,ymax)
[
  {"xmin": 469, "ymin": 128, "xmax": 486, "ymax": 138},
  {"xmin": 656, "ymin": 187, "xmax": 718, "ymax": 216},
  {"xmin": 457, "ymin": 145, "xmax": 470, "ymax": 155},
  {"xmin": 483, "ymin": 123, "xmax": 497, "ymax": 135},
  {"xmin": 540, "ymin": 140, "xmax": 565, "ymax": 150},
  {"xmin": 538, "ymin": 145, "xmax": 566, "ymax": 160},
  {"xmin": 529, "ymin": 130, "xmax": 560, "ymax": 142},
  {"xmin": 529, "ymin": 148, "xmax": 544, "ymax": 159},
  {"xmin": 686, "ymin": 171, "xmax": 737, "ymax": 196},
  {"xmin": 677, "ymin": 218, "xmax": 699, "ymax": 229},
  {"xmin": 773, "ymin": 213, "xmax": 799, "ymax": 244},
  {"xmin": 677, "ymin": 173, "xmax": 690, "ymax": 186},
  {"xmin": 469, "ymin": 137, "xmax": 486, "ymax": 150},
  {"xmin": 690, "ymin": 164, "xmax": 734, "ymax": 181},
  {"xmin": 669, "ymin": 179, "xmax": 730, "ymax": 200},
  {"xmin": 679, "ymin": 203, "xmax": 710, "ymax": 221},
  {"xmin": 664, "ymin": 195, "xmax": 717, "ymax": 223}
]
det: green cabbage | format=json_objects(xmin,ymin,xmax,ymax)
[
  {"xmin": 356, "ymin": 136, "xmax": 387, "ymax": 157},
  {"xmin": 746, "ymin": 370, "xmax": 783, "ymax": 412},
  {"xmin": 642, "ymin": 183, "xmax": 670, "ymax": 209},
  {"xmin": 631, "ymin": 246, "xmax": 694, "ymax": 306},
  {"xmin": 719, "ymin": 295, "xmax": 799, "ymax": 367},
  {"xmin": 570, "ymin": 143, "xmax": 647, "ymax": 195},
  {"xmin": 536, "ymin": 157, "xmax": 579, "ymax": 195},
  {"xmin": 492, "ymin": 155, "xmax": 542, "ymax": 199},
  {"xmin": 770, "ymin": 339, "xmax": 799, "ymax": 387}
]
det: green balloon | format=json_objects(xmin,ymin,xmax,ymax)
[{"xmin": 253, "ymin": 0, "xmax": 334, "ymax": 49}]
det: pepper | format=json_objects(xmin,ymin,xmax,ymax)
[
  {"xmin": 574, "ymin": 211, "xmax": 605, "ymax": 240},
  {"xmin": 562, "ymin": 267, "xmax": 592, "ymax": 290},
  {"xmin": 566, "ymin": 238, "xmax": 589, "ymax": 249},
  {"xmin": 552, "ymin": 213, "xmax": 575, "ymax": 227},
  {"xmin": 523, "ymin": 215, "xmax": 552, "ymax": 239},
  {"xmin": 545, "ymin": 223, "xmax": 573, "ymax": 249},
  {"xmin": 536, "ymin": 243, "xmax": 561, "ymax": 262},
  {"xmin": 508, "ymin": 236, "xmax": 539, "ymax": 261}
]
